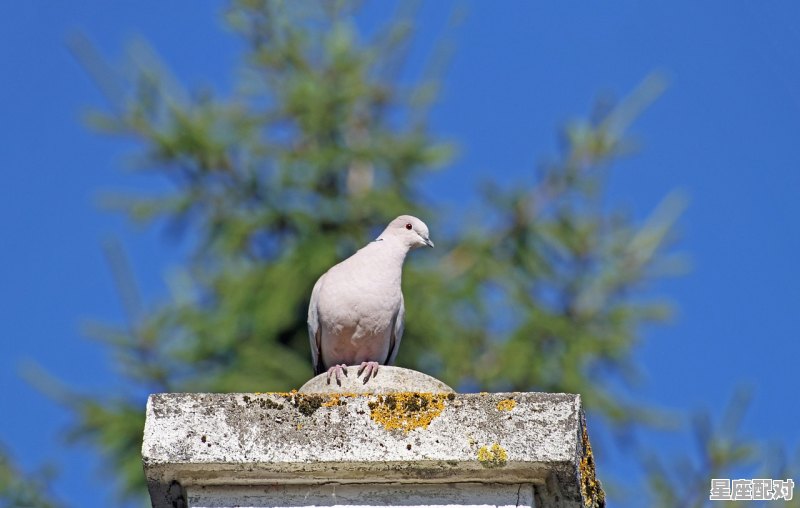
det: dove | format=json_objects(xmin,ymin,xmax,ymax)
[{"xmin": 307, "ymin": 215, "xmax": 434, "ymax": 385}]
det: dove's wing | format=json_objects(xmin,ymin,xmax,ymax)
[
  {"xmin": 307, "ymin": 274, "xmax": 325, "ymax": 375},
  {"xmin": 386, "ymin": 293, "xmax": 405, "ymax": 365}
]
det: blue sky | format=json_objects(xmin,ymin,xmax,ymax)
[{"xmin": 1, "ymin": 1, "xmax": 799, "ymax": 506}]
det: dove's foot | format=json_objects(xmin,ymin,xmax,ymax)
[
  {"xmin": 357, "ymin": 361, "xmax": 380, "ymax": 384},
  {"xmin": 325, "ymin": 364, "xmax": 349, "ymax": 386}
]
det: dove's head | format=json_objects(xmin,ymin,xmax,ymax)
[{"xmin": 383, "ymin": 215, "xmax": 434, "ymax": 249}]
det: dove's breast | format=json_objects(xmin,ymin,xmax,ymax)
[
  {"xmin": 315, "ymin": 247, "xmax": 404, "ymax": 365},
  {"xmin": 318, "ymin": 263, "xmax": 401, "ymax": 329}
]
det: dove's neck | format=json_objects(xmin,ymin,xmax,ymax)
[{"xmin": 364, "ymin": 235, "xmax": 410, "ymax": 275}]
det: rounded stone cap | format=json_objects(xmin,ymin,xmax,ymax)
[{"xmin": 298, "ymin": 366, "xmax": 454, "ymax": 394}]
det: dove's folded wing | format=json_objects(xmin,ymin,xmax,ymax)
[
  {"xmin": 386, "ymin": 294, "xmax": 405, "ymax": 365},
  {"xmin": 307, "ymin": 274, "xmax": 325, "ymax": 375}
]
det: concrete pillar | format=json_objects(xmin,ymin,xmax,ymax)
[{"xmin": 142, "ymin": 367, "xmax": 604, "ymax": 508}]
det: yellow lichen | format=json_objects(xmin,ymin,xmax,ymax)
[
  {"xmin": 258, "ymin": 391, "xmax": 296, "ymax": 398},
  {"xmin": 259, "ymin": 391, "xmax": 359, "ymax": 416},
  {"xmin": 368, "ymin": 392, "xmax": 448, "ymax": 433},
  {"xmin": 477, "ymin": 443, "xmax": 508, "ymax": 468},
  {"xmin": 496, "ymin": 398, "xmax": 516, "ymax": 411},
  {"xmin": 321, "ymin": 396, "xmax": 341, "ymax": 407},
  {"xmin": 579, "ymin": 420, "xmax": 605, "ymax": 507},
  {"xmin": 321, "ymin": 392, "xmax": 359, "ymax": 407}
]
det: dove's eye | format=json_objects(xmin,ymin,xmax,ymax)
[{"xmin": 405, "ymin": 223, "xmax": 412, "ymax": 230}]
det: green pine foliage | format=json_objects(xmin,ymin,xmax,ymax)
[{"xmin": 0, "ymin": 447, "xmax": 61, "ymax": 508}]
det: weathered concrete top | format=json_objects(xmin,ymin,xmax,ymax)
[
  {"xmin": 142, "ymin": 390, "xmax": 603, "ymax": 508},
  {"xmin": 298, "ymin": 365, "xmax": 454, "ymax": 394}
]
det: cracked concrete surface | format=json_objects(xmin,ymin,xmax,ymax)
[{"xmin": 142, "ymin": 369, "xmax": 603, "ymax": 508}]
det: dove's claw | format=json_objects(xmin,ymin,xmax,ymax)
[
  {"xmin": 325, "ymin": 364, "xmax": 348, "ymax": 386},
  {"xmin": 357, "ymin": 361, "xmax": 380, "ymax": 384}
]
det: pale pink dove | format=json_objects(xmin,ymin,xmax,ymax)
[{"xmin": 307, "ymin": 215, "xmax": 434, "ymax": 385}]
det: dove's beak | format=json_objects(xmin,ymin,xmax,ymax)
[{"xmin": 423, "ymin": 237, "xmax": 434, "ymax": 248}]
